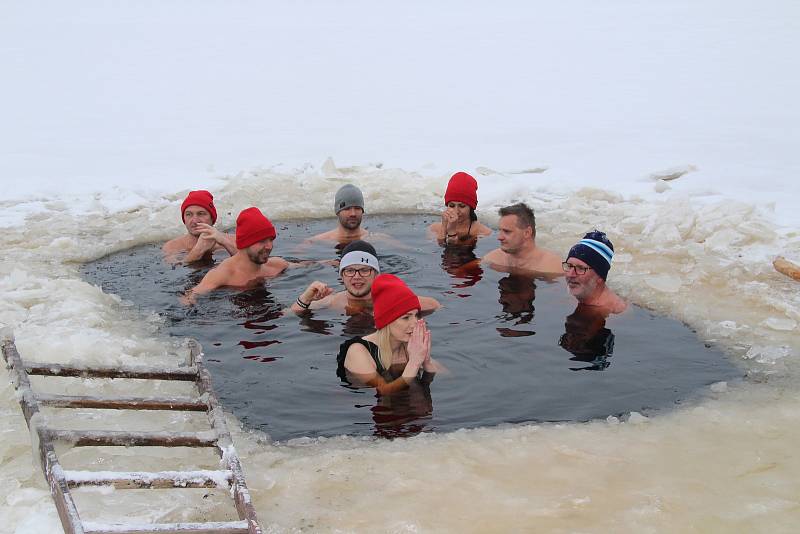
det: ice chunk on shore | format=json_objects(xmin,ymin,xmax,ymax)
[
  {"xmin": 626, "ymin": 412, "xmax": 649, "ymax": 424},
  {"xmin": 743, "ymin": 345, "xmax": 792, "ymax": 364},
  {"xmin": 645, "ymin": 274, "xmax": 682, "ymax": 293},
  {"xmin": 760, "ymin": 317, "xmax": 797, "ymax": 331},
  {"xmin": 710, "ymin": 382, "xmax": 728, "ymax": 393},
  {"xmin": 647, "ymin": 164, "xmax": 697, "ymax": 182}
]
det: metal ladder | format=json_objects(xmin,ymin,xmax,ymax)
[{"xmin": 2, "ymin": 333, "xmax": 262, "ymax": 534}]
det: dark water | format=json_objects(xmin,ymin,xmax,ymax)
[{"xmin": 81, "ymin": 215, "xmax": 740, "ymax": 441}]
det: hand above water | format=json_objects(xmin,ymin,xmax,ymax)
[
  {"xmin": 441, "ymin": 207, "xmax": 458, "ymax": 229},
  {"xmin": 196, "ymin": 223, "xmax": 226, "ymax": 244},
  {"xmin": 300, "ymin": 281, "xmax": 334, "ymax": 304},
  {"xmin": 407, "ymin": 319, "xmax": 431, "ymax": 367}
]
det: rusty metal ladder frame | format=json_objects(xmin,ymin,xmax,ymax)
[{"xmin": 2, "ymin": 333, "xmax": 262, "ymax": 534}]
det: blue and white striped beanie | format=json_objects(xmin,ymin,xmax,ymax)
[{"xmin": 567, "ymin": 231, "xmax": 615, "ymax": 280}]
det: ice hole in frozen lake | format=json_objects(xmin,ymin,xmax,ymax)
[{"xmin": 82, "ymin": 214, "xmax": 740, "ymax": 441}]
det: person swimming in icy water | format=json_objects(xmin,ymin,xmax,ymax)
[
  {"xmin": 562, "ymin": 230, "xmax": 627, "ymax": 314},
  {"xmin": 162, "ymin": 190, "xmax": 237, "ymax": 264},
  {"xmin": 337, "ymin": 274, "xmax": 443, "ymax": 394},
  {"xmin": 428, "ymin": 172, "xmax": 492, "ymax": 246},
  {"xmin": 482, "ymin": 202, "xmax": 563, "ymax": 275},
  {"xmin": 290, "ymin": 240, "xmax": 440, "ymax": 316},
  {"xmin": 182, "ymin": 207, "xmax": 298, "ymax": 303},
  {"xmin": 304, "ymin": 184, "xmax": 401, "ymax": 248}
]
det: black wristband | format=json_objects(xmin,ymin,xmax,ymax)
[{"xmin": 296, "ymin": 297, "xmax": 310, "ymax": 309}]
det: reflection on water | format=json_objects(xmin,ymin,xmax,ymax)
[
  {"xmin": 365, "ymin": 378, "xmax": 434, "ymax": 438},
  {"xmin": 81, "ymin": 215, "xmax": 740, "ymax": 441},
  {"xmin": 559, "ymin": 304, "xmax": 615, "ymax": 371},
  {"xmin": 339, "ymin": 362, "xmax": 435, "ymax": 439},
  {"xmin": 440, "ymin": 246, "xmax": 483, "ymax": 289},
  {"xmin": 496, "ymin": 274, "xmax": 536, "ymax": 337}
]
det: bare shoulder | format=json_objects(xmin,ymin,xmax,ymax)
[
  {"xmin": 473, "ymin": 222, "xmax": 492, "ymax": 237},
  {"xmin": 308, "ymin": 229, "xmax": 338, "ymax": 241},
  {"xmin": 162, "ymin": 235, "xmax": 189, "ymax": 254},
  {"xmin": 538, "ymin": 247, "xmax": 564, "ymax": 274},
  {"xmin": 326, "ymin": 291, "xmax": 349, "ymax": 310},
  {"xmin": 193, "ymin": 260, "xmax": 231, "ymax": 293},
  {"xmin": 344, "ymin": 342, "xmax": 378, "ymax": 374},
  {"xmin": 483, "ymin": 248, "xmax": 506, "ymax": 264},
  {"xmin": 267, "ymin": 257, "xmax": 290, "ymax": 274},
  {"xmin": 429, "ymin": 222, "xmax": 443, "ymax": 234},
  {"xmin": 608, "ymin": 293, "xmax": 628, "ymax": 314},
  {"xmin": 419, "ymin": 295, "xmax": 441, "ymax": 312}
]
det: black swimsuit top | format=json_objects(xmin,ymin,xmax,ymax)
[{"xmin": 336, "ymin": 337, "xmax": 388, "ymax": 380}]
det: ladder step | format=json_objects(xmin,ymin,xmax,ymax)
[
  {"xmin": 25, "ymin": 361, "xmax": 198, "ymax": 381},
  {"xmin": 65, "ymin": 469, "xmax": 233, "ymax": 489},
  {"xmin": 46, "ymin": 430, "xmax": 217, "ymax": 448},
  {"xmin": 38, "ymin": 393, "xmax": 207, "ymax": 411},
  {"xmin": 82, "ymin": 520, "xmax": 250, "ymax": 534}
]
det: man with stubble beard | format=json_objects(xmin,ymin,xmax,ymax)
[
  {"xmin": 290, "ymin": 240, "xmax": 440, "ymax": 316},
  {"xmin": 307, "ymin": 184, "xmax": 369, "ymax": 244},
  {"xmin": 183, "ymin": 207, "xmax": 291, "ymax": 303},
  {"xmin": 482, "ymin": 202, "xmax": 563, "ymax": 275}
]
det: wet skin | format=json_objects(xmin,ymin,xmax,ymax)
[
  {"xmin": 342, "ymin": 266, "xmax": 376, "ymax": 298},
  {"xmin": 564, "ymin": 258, "xmax": 600, "ymax": 301},
  {"xmin": 445, "ymin": 201, "xmax": 470, "ymax": 225},
  {"xmin": 183, "ymin": 206, "xmax": 213, "ymax": 237},
  {"xmin": 338, "ymin": 206, "xmax": 364, "ymax": 231},
  {"xmin": 388, "ymin": 309, "xmax": 420, "ymax": 344},
  {"xmin": 246, "ymin": 237, "xmax": 274, "ymax": 265},
  {"xmin": 496, "ymin": 214, "xmax": 532, "ymax": 254}
]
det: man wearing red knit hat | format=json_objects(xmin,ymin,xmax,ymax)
[
  {"xmin": 162, "ymin": 190, "xmax": 237, "ymax": 263},
  {"xmin": 183, "ymin": 207, "xmax": 292, "ymax": 302},
  {"xmin": 428, "ymin": 172, "xmax": 491, "ymax": 245}
]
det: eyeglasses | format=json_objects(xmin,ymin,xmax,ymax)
[
  {"xmin": 341, "ymin": 267, "xmax": 375, "ymax": 278},
  {"xmin": 562, "ymin": 261, "xmax": 591, "ymax": 275}
]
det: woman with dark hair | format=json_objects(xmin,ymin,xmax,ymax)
[
  {"xmin": 337, "ymin": 274, "xmax": 441, "ymax": 394},
  {"xmin": 429, "ymin": 172, "xmax": 491, "ymax": 246}
]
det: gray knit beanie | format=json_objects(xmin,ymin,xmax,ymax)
[{"xmin": 334, "ymin": 184, "xmax": 365, "ymax": 214}]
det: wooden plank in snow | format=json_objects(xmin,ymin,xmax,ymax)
[
  {"xmin": 46, "ymin": 429, "xmax": 217, "ymax": 448},
  {"xmin": 82, "ymin": 520, "xmax": 250, "ymax": 534},
  {"xmin": 25, "ymin": 362, "xmax": 198, "ymax": 381},
  {"xmin": 65, "ymin": 469, "xmax": 233, "ymax": 489},
  {"xmin": 38, "ymin": 393, "xmax": 207, "ymax": 411}
]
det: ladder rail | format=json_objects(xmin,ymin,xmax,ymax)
[
  {"xmin": 3, "ymin": 338, "xmax": 86, "ymax": 534},
  {"xmin": 191, "ymin": 340, "xmax": 262, "ymax": 534}
]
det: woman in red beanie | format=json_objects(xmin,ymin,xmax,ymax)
[
  {"xmin": 429, "ymin": 172, "xmax": 491, "ymax": 246},
  {"xmin": 337, "ymin": 274, "xmax": 441, "ymax": 394}
]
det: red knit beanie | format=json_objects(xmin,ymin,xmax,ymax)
[
  {"xmin": 181, "ymin": 190, "xmax": 217, "ymax": 224},
  {"xmin": 235, "ymin": 207, "xmax": 277, "ymax": 249},
  {"xmin": 371, "ymin": 274, "xmax": 421, "ymax": 329},
  {"xmin": 444, "ymin": 172, "xmax": 478, "ymax": 210}
]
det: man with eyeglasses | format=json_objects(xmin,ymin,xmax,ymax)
[
  {"xmin": 290, "ymin": 240, "xmax": 440, "ymax": 316},
  {"xmin": 483, "ymin": 202, "xmax": 563, "ymax": 275},
  {"xmin": 562, "ymin": 231, "xmax": 627, "ymax": 314}
]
